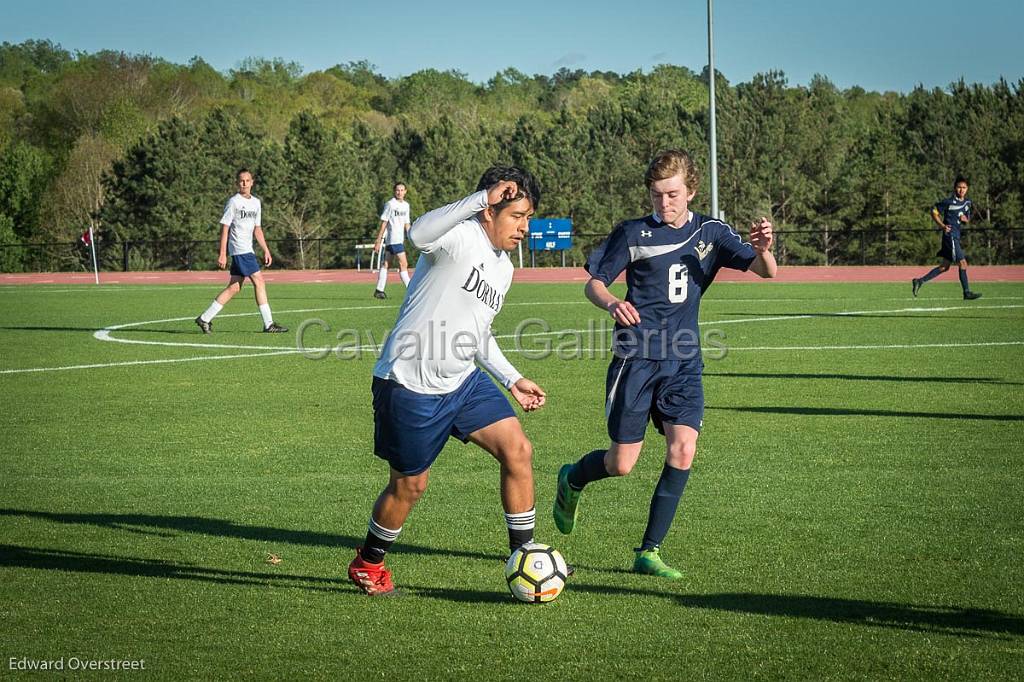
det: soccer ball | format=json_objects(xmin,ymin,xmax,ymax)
[{"xmin": 504, "ymin": 542, "xmax": 569, "ymax": 603}]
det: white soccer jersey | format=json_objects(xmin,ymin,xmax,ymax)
[
  {"xmin": 220, "ymin": 193, "xmax": 262, "ymax": 256},
  {"xmin": 373, "ymin": 190, "xmax": 523, "ymax": 394},
  {"xmin": 380, "ymin": 198, "xmax": 411, "ymax": 245}
]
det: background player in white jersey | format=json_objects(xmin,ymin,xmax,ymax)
[
  {"xmin": 195, "ymin": 169, "xmax": 287, "ymax": 333},
  {"xmin": 372, "ymin": 182, "xmax": 412, "ymax": 299},
  {"xmin": 552, "ymin": 149, "xmax": 776, "ymax": 579},
  {"xmin": 348, "ymin": 166, "xmax": 548, "ymax": 596}
]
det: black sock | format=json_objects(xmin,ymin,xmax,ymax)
[
  {"xmin": 361, "ymin": 517, "xmax": 401, "ymax": 564},
  {"xmin": 505, "ymin": 508, "xmax": 535, "ymax": 552},
  {"xmin": 640, "ymin": 465, "xmax": 691, "ymax": 551},
  {"xmin": 568, "ymin": 449, "xmax": 610, "ymax": 490},
  {"xmin": 959, "ymin": 268, "xmax": 970, "ymax": 292},
  {"xmin": 920, "ymin": 267, "xmax": 943, "ymax": 283}
]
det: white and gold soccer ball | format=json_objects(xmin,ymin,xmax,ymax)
[{"xmin": 504, "ymin": 542, "xmax": 569, "ymax": 603}]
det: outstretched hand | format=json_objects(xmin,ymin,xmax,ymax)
[
  {"xmin": 511, "ymin": 378, "xmax": 546, "ymax": 412},
  {"xmin": 750, "ymin": 217, "xmax": 774, "ymax": 253},
  {"xmin": 487, "ymin": 180, "xmax": 521, "ymax": 207}
]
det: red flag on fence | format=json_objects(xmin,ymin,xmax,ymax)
[{"xmin": 80, "ymin": 229, "xmax": 92, "ymax": 247}]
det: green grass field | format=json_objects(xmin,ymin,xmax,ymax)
[{"xmin": 2, "ymin": 279, "xmax": 1023, "ymax": 680}]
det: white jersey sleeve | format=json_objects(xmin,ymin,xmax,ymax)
[
  {"xmin": 409, "ymin": 190, "xmax": 488, "ymax": 256},
  {"xmin": 379, "ymin": 201, "xmax": 393, "ymax": 222},
  {"xmin": 477, "ymin": 331, "xmax": 522, "ymax": 389},
  {"xmin": 373, "ymin": 190, "xmax": 515, "ymax": 394},
  {"xmin": 220, "ymin": 198, "xmax": 234, "ymax": 226}
]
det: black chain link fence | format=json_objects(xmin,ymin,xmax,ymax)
[{"xmin": 2, "ymin": 227, "xmax": 1022, "ymax": 273}]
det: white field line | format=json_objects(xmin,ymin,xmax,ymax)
[
  {"xmin": 0, "ymin": 350, "xmax": 304, "ymax": 375},
  {"xmin": 500, "ymin": 340, "xmax": 1024, "ymax": 354},
  {"xmin": 1, "ymin": 304, "xmax": 1022, "ymax": 375},
  {"xmin": 723, "ymin": 340, "xmax": 1024, "ymax": 352}
]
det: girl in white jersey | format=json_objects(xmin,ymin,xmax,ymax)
[{"xmin": 349, "ymin": 166, "xmax": 550, "ymax": 596}]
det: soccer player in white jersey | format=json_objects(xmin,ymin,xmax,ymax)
[
  {"xmin": 372, "ymin": 182, "xmax": 412, "ymax": 299},
  {"xmin": 348, "ymin": 166, "xmax": 548, "ymax": 596},
  {"xmin": 195, "ymin": 169, "xmax": 287, "ymax": 334}
]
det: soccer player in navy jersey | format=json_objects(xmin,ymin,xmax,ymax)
[
  {"xmin": 552, "ymin": 149, "xmax": 777, "ymax": 579},
  {"xmin": 912, "ymin": 176, "xmax": 981, "ymax": 300}
]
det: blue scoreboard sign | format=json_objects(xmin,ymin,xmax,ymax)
[{"xmin": 528, "ymin": 218, "xmax": 572, "ymax": 251}]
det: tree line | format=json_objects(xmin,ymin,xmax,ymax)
[{"xmin": 1, "ymin": 39, "xmax": 1022, "ymax": 271}]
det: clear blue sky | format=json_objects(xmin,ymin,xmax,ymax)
[{"xmin": 4, "ymin": 0, "xmax": 1022, "ymax": 92}]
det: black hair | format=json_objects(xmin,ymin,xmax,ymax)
[
  {"xmin": 237, "ymin": 168, "xmax": 253, "ymax": 180},
  {"xmin": 394, "ymin": 182, "xmax": 406, "ymax": 190},
  {"xmin": 476, "ymin": 165, "xmax": 541, "ymax": 212},
  {"xmin": 953, "ymin": 175, "xmax": 969, "ymax": 187}
]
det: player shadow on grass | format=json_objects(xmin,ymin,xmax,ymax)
[
  {"xmin": 0, "ymin": 543, "xmax": 351, "ymax": 594},
  {"xmin": 0, "ymin": 543, "xmax": 511, "ymax": 602},
  {"xmin": 0, "ymin": 509, "xmax": 504, "ymax": 562},
  {"xmin": 565, "ymin": 584, "xmax": 1024, "ymax": 639},
  {"xmin": 704, "ymin": 372, "xmax": 1023, "ymax": 386},
  {"xmin": 707, "ymin": 405, "xmax": 1024, "ymax": 422},
  {"xmin": 5, "ymin": 542, "xmax": 1022, "ymax": 631}
]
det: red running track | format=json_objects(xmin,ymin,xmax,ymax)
[{"xmin": 1, "ymin": 265, "xmax": 1023, "ymax": 286}]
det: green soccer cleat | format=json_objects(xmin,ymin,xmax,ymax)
[
  {"xmin": 632, "ymin": 547, "xmax": 683, "ymax": 580},
  {"xmin": 553, "ymin": 464, "xmax": 582, "ymax": 534}
]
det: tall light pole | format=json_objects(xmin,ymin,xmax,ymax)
[{"xmin": 707, "ymin": 0, "xmax": 719, "ymax": 220}]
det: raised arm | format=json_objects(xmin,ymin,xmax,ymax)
[
  {"xmin": 409, "ymin": 191, "xmax": 486, "ymax": 250},
  {"xmin": 409, "ymin": 181, "xmax": 520, "ymax": 251},
  {"xmin": 747, "ymin": 217, "xmax": 777, "ymax": 279}
]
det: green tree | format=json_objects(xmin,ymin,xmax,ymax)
[{"xmin": 0, "ymin": 141, "xmax": 52, "ymax": 240}]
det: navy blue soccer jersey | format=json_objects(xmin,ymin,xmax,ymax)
[
  {"xmin": 933, "ymin": 195, "xmax": 972, "ymax": 239},
  {"xmin": 586, "ymin": 211, "xmax": 756, "ymax": 361}
]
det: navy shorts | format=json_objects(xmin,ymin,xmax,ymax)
[
  {"xmin": 372, "ymin": 369, "xmax": 516, "ymax": 475},
  {"xmin": 937, "ymin": 236, "xmax": 965, "ymax": 262},
  {"xmin": 384, "ymin": 243, "xmax": 405, "ymax": 255},
  {"xmin": 604, "ymin": 355, "xmax": 704, "ymax": 443},
  {"xmin": 230, "ymin": 253, "xmax": 261, "ymax": 277}
]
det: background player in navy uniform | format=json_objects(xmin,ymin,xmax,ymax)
[
  {"xmin": 348, "ymin": 167, "xmax": 549, "ymax": 596},
  {"xmin": 912, "ymin": 176, "xmax": 981, "ymax": 300},
  {"xmin": 552, "ymin": 149, "xmax": 776, "ymax": 579}
]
